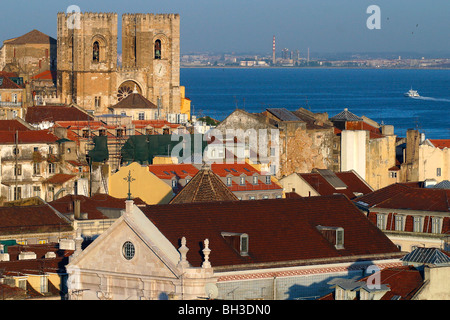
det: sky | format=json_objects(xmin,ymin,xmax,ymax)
[{"xmin": 0, "ymin": 0, "xmax": 449, "ymax": 56}]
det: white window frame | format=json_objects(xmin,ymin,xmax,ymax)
[
  {"xmin": 33, "ymin": 186, "xmax": 41, "ymax": 197},
  {"xmin": 40, "ymin": 275, "xmax": 48, "ymax": 293},
  {"xmin": 240, "ymin": 233, "xmax": 249, "ymax": 256},
  {"xmin": 413, "ymin": 216, "xmax": 423, "ymax": 233},
  {"xmin": 431, "ymin": 217, "xmax": 442, "ymax": 234},
  {"xmin": 376, "ymin": 214, "xmax": 386, "ymax": 230},
  {"xmin": 395, "ymin": 215, "xmax": 404, "ymax": 231},
  {"xmin": 33, "ymin": 162, "xmax": 41, "ymax": 175}
]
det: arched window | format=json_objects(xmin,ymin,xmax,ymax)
[
  {"xmin": 154, "ymin": 39, "xmax": 161, "ymax": 59},
  {"xmin": 93, "ymin": 41, "xmax": 100, "ymax": 62}
]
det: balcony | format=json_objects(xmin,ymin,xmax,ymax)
[{"xmin": 0, "ymin": 101, "xmax": 22, "ymax": 107}]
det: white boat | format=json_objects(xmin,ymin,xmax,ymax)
[{"xmin": 404, "ymin": 88, "xmax": 420, "ymax": 97}]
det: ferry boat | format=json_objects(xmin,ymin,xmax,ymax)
[{"xmin": 404, "ymin": 88, "xmax": 420, "ymax": 97}]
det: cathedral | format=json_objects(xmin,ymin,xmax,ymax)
[{"xmin": 56, "ymin": 12, "xmax": 183, "ymax": 117}]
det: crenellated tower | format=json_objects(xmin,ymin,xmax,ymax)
[
  {"xmin": 120, "ymin": 13, "xmax": 181, "ymax": 116},
  {"xmin": 56, "ymin": 11, "xmax": 181, "ymax": 116},
  {"xmin": 57, "ymin": 12, "xmax": 118, "ymax": 112}
]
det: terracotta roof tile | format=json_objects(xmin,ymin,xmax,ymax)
[
  {"xmin": 319, "ymin": 265, "xmax": 425, "ymax": 300},
  {"xmin": 4, "ymin": 29, "xmax": 56, "ymax": 45},
  {"xmin": 25, "ymin": 105, "xmax": 93, "ymax": 124},
  {"xmin": 0, "ymin": 120, "xmax": 31, "ymax": 132},
  {"xmin": 0, "ymin": 129, "xmax": 59, "ymax": 144},
  {"xmin": 110, "ymin": 93, "xmax": 157, "ymax": 109},
  {"xmin": 429, "ymin": 139, "xmax": 450, "ymax": 149},
  {"xmin": 142, "ymin": 195, "xmax": 401, "ymax": 268},
  {"xmin": 0, "ymin": 75, "xmax": 22, "ymax": 89},
  {"xmin": 0, "ymin": 204, "xmax": 72, "ymax": 236},
  {"xmin": 31, "ymin": 70, "xmax": 57, "ymax": 81},
  {"xmin": 169, "ymin": 166, "xmax": 239, "ymax": 204},
  {"xmin": 50, "ymin": 194, "xmax": 147, "ymax": 220},
  {"xmin": 43, "ymin": 174, "xmax": 77, "ymax": 185},
  {"xmin": 148, "ymin": 163, "xmax": 199, "ymax": 179},
  {"xmin": 300, "ymin": 170, "xmax": 372, "ymax": 199},
  {"xmin": 358, "ymin": 184, "xmax": 450, "ymax": 213}
]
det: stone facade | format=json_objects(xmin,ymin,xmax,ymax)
[
  {"xmin": 399, "ymin": 129, "xmax": 450, "ymax": 184},
  {"xmin": 66, "ymin": 202, "xmax": 216, "ymax": 300},
  {"xmin": 57, "ymin": 12, "xmax": 181, "ymax": 117},
  {"xmin": 216, "ymin": 108, "xmax": 334, "ymax": 178}
]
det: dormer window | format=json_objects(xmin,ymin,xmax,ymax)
[
  {"xmin": 221, "ymin": 232, "xmax": 249, "ymax": 256},
  {"xmin": 316, "ymin": 226, "xmax": 344, "ymax": 250},
  {"xmin": 265, "ymin": 175, "xmax": 271, "ymax": 185},
  {"xmin": 252, "ymin": 176, "xmax": 258, "ymax": 185},
  {"xmin": 240, "ymin": 176, "xmax": 245, "ymax": 185},
  {"xmin": 226, "ymin": 177, "xmax": 232, "ymax": 186},
  {"xmin": 240, "ymin": 234, "xmax": 249, "ymax": 256}
]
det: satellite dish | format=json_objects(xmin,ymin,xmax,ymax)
[{"xmin": 205, "ymin": 283, "xmax": 219, "ymax": 299}]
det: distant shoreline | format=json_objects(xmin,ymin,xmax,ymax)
[{"xmin": 181, "ymin": 66, "xmax": 450, "ymax": 70}]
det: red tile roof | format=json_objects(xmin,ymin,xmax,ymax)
[
  {"xmin": 211, "ymin": 163, "xmax": 260, "ymax": 177},
  {"xmin": 229, "ymin": 179, "xmax": 282, "ymax": 191},
  {"xmin": 429, "ymin": 139, "xmax": 450, "ymax": 149},
  {"xmin": 0, "ymin": 75, "xmax": 23, "ymax": 89},
  {"xmin": 0, "ymin": 120, "xmax": 31, "ymax": 132},
  {"xmin": 0, "ymin": 204, "xmax": 72, "ymax": 236},
  {"xmin": 299, "ymin": 170, "xmax": 372, "ymax": 199},
  {"xmin": 320, "ymin": 265, "xmax": 425, "ymax": 300},
  {"xmin": 50, "ymin": 194, "xmax": 147, "ymax": 220},
  {"xmin": 148, "ymin": 163, "xmax": 199, "ymax": 179},
  {"xmin": 3, "ymin": 29, "xmax": 56, "ymax": 45},
  {"xmin": 0, "ymin": 129, "xmax": 59, "ymax": 144},
  {"xmin": 25, "ymin": 105, "xmax": 93, "ymax": 124},
  {"xmin": 354, "ymin": 183, "xmax": 413, "ymax": 208},
  {"xmin": 357, "ymin": 183, "xmax": 450, "ymax": 213},
  {"xmin": 110, "ymin": 93, "xmax": 157, "ymax": 109},
  {"xmin": 43, "ymin": 173, "xmax": 77, "ymax": 185},
  {"xmin": 132, "ymin": 120, "xmax": 182, "ymax": 129},
  {"xmin": 141, "ymin": 195, "xmax": 401, "ymax": 268},
  {"xmin": 169, "ymin": 167, "xmax": 239, "ymax": 204},
  {"xmin": 31, "ymin": 70, "xmax": 57, "ymax": 81}
]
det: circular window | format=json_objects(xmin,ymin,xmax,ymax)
[{"xmin": 122, "ymin": 241, "xmax": 135, "ymax": 260}]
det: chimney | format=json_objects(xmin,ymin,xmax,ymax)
[
  {"xmin": 74, "ymin": 199, "xmax": 81, "ymax": 219},
  {"xmin": 0, "ymin": 244, "xmax": 9, "ymax": 261},
  {"xmin": 18, "ymin": 252, "xmax": 37, "ymax": 260}
]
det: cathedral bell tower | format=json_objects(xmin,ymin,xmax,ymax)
[
  {"xmin": 57, "ymin": 12, "xmax": 118, "ymax": 113},
  {"xmin": 119, "ymin": 14, "xmax": 181, "ymax": 117}
]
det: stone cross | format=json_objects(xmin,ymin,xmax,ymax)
[{"xmin": 123, "ymin": 170, "xmax": 135, "ymax": 200}]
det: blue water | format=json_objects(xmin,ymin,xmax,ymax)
[{"xmin": 180, "ymin": 68, "xmax": 450, "ymax": 139}]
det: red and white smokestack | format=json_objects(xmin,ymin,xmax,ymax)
[{"xmin": 272, "ymin": 35, "xmax": 276, "ymax": 64}]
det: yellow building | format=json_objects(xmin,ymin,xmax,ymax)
[
  {"xmin": 180, "ymin": 86, "xmax": 191, "ymax": 120},
  {"xmin": 108, "ymin": 162, "xmax": 174, "ymax": 205}
]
